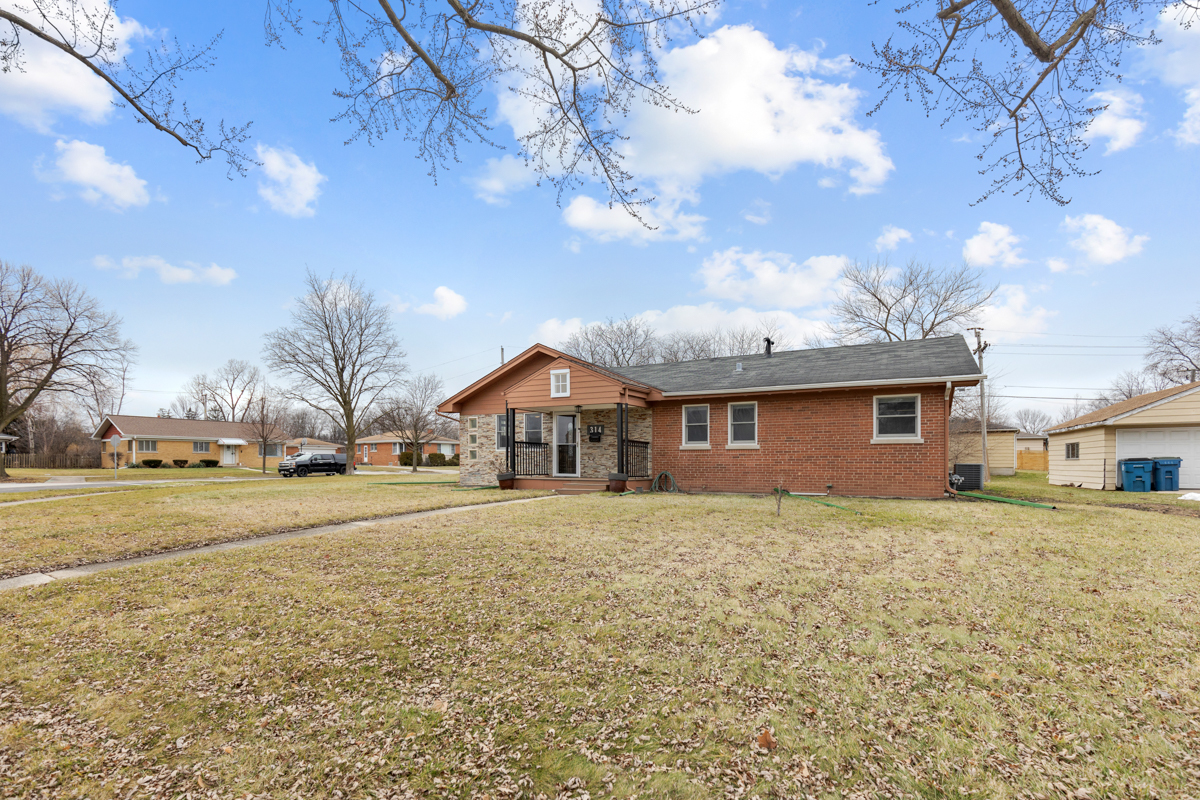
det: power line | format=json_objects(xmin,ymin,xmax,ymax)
[
  {"xmin": 989, "ymin": 352, "xmax": 1142, "ymax": 357},
  {"xmin": 987, "ymin": 329, "xmax": 1143, "ymax": 339},
  {"xmin": 996, "ymin": 343, "xmax": 1143, "ymax": 349},
  {"xmin": 412, "ymin": 346, "xmax": 497, "ymax": 373}
]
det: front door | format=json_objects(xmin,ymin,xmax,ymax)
[
  {"xmin": 553, "ymin": 414, "xmax": 579, "ymax": 477},
  {"xmin": 223, "ymin": 445, "xmax": 237, "ymax": 465}
]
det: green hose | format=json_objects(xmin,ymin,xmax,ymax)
[
  {"xmin": 956, "ymin": 491, "xmax": 1056, "ymax": 510},
  {"xmin": 651, "ymin": 471, "xmax": 681, "ymax": 493},
  {"xmin": 775, "ymin": 488, "xmax": 862, "ymax": 515},
  {"xmin": 369, "ymin": 481, "xmax": 459, "ymax": 486}
]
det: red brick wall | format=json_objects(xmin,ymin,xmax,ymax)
[{"xmin": 650, "ymin": 386, "xmax": 948, "ymax": 498}]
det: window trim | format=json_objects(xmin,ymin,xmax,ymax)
[
  {"xmin": 468, "ymin": 433, "xmax": 477, "ymax": 446},
  {"xmin": 136, "ymin": 439, "xmax": 158, "ymax": 453},
  {"xmin": 523, "ymin": 412, "xmax": 543, "ymax": 444},
  {"xmin": 468, "ymin": 417, "xmax": 478, "ymax": 429},
  {"xmin": 1065, "ymin": 442, "xmax": 1080, "ymax": 460},
  {"xmin": 495, "ymin": 414, "xmax": 509, "ymax": 450},
  {"xmin": 258, "ymin": 443, "xmax": 282, "ymax": 458},
  {"xmin": 726, "ymin": 401, "xmax": 759, "ymax": 449},
  {"xmin": 468, "ymin": 449, "xmax": 478, "ymax": 461},
  {"xmin": 550, "ymin": 368, "xmax": 571, "ymax": 398},
  {"xmin": 871, "ymin": 394, "xmax": 924, "ymax": 445},
  {"xmin": 681, "ymin": 404, "xmax": 711, "ymax": 449},
  {"xmin": 192, "ymin": 441, "xmax": 210, "ymax": 453}
]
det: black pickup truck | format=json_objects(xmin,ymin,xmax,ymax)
[{"xmin": 278, "ymin": 453, "xmax": 347, "ymax": 477}]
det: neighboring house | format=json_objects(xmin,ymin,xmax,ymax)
[
  {"xmin": 91, "ymin": 415, "xmax": 288, "ymax": 469},
  {"xmin": 356, "ymin": 431, "xmax": 459, "ymax": 466},
  {"xmin": 0, "ymin": 432, "xmax": 15, "ymax": 454},
  {"xmin": 1047, "ymin": 381, "xmax": 1200, "ymax": 490},
  {"xmin": 948, "ymin": 420, "xmax": 1019, "ymax": 476},
  {"xmin": 1016, "ymin": 432, "xmax": 1048, "ymax": 451},
  {"xmin": 437, "ymin": 337, "xmax": 984, "ymax": 497},
  {"xmin": 284, "ymin": 438, "xmax": 345, "ymax": 457}
]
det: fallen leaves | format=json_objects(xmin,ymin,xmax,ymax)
[{"xmin": 757, "ymin": 728, "xmax": 777, "ymax": 750}]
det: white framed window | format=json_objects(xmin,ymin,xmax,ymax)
[
  {"xmin": 468, "ymin": 417, "xmax": 478, "ymax": 429},
  {"xmin": 192, "ymin": 441, "xmax": 210, "ymax": 453},
  {"xmin": 469, "ymin": 449, "xmax": 478, "ymax": 460},
  {"xmin": 137, "ymin": 439, "xmax": 158, "ymax": 453},
  {"xmin": 258, "ymin": 443, "xmax": 282, "ymax": 457},
  {"xmin": 370, "ymin": 444, "xmax": 378, "ymax": 452},
  {"xmin": 392, "ymin": 442, "xmax": 400, "ymax": 455},
  {"xmin": 440, "ymin": 443, "xmax": 456, "ymax": 455},
  {"xmin": 550, "ymin": 369, "xmax": 570, "ymax": 398},
  {"xmin": 495, "ymin": 414, "xmax": 509, "ymax": 449},
  {"xmin": 682, "ymin": 405, "xmax": 709, "ymax": 447},
  {"xmin": 523, "ymin": 413, "xmax": 543, "ymax": 443},
  {"xmin": 727, "ymin": 402, "xmax": 757, "ymax": 446},
  {"xmin": 1065, "ymin": 442, "xmax": 1080, "ymax": 460},
  {"xmin": 873, "ymin": 395, "xmax": 922, "ymax": 443}
]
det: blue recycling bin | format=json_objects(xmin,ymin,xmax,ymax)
[
  {"xmin": 1152, "ymin": 458, "xmax": 1181, "ymax": 492},
  {"xmin": 1119, "ymin": 459, "xmax": 1154, "ymax": 492}
]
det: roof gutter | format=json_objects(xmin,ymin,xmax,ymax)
[{"xmin": 658, "ymin": 373, "xmax": 986, "ymax": 398}]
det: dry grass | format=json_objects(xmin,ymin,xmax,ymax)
[
  {"xmin": 4, "ymin": 468, "xmax": 278, "ymax": 481},
  {"xmin": 0, "ymin": 476, "xmax": 545, "ymax": 578},
  {"xmin": 987, "ymin": 471, "xmax": 1200, "ymax": 511},
  {"xmin": 0, "ymin": 487, "xmax": 136, "ymax": 504},
  {"xmin": 1, "ymin": 492, "xmax": 1197, "ymax": 798}
]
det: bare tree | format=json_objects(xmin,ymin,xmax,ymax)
[
  {"xmin": 80, "ymin": 338, "xmax": 136, "ymax": 430},
  {"xmin": 375, "ymin": 373, "xmax": 446, "ymax": 473},
  {"xmin": 817, "ymin": 259, "xmax": 997, "ymax": 346},
  {"xmin": 562, "ymin": 316, "xmax": 796, "ymax": 368},
  {"xmin": 0, "ymin": 262, "xmax": 131, "ymax": 478},
  {"xmin": 561, "ymin": 315, "xmax": 660, "ymax": 367},
  {"xmin": 240, "ymin": 389, "xmax": 290, "ymax": 474},
  {"xmin": 1054, "ymin": 395, "xmax": 1094, "ymax": 426},
  {"xmin": 265, "ymin": 0, "xmax": 714, "ymax": 217},
  {"xmin": 263, "ymin": 270, "xmax": 407, "ymax": 474},
  {"xmin": 1013, "ymin": 407, "xmax": 1053, "ymax": 435},
  {"xmin": 951, "ymin": 385, "xmax": 1010, "ymax": 427},
  {"xmin": 1093, "ymin": 368, "xmax": 1175, "ymax": 408},
  {"xmin": 199, "ymin": 359, "xmax": 262, "ymax": 422},
  {"xmin": 1, "ymin": 1, "xmax": 251, "ymax": 173},
  {"xmin": 863, "ymin": 1, "xmax": 1198, "ymax": 205},
  {"xmin": 1146, "ymin": 309, "xmax": 1200, "ymax": 384}
]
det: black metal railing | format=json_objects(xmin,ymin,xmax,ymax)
[
  {"xmin": 624, "ymin": 439, "xmax": 650, "ymax": 478},
  {"xmin": 513, "ymin": 441, "xmax": 550, "ymax": 476}
]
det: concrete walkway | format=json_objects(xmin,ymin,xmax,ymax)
[{"xmin": 0, "ymin": 494, "xmax": 565, "ymax": 592}]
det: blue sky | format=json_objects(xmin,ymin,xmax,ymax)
[{"xmin": 1, "ymin": 1, "xmax": 1197, "ymax": 420}]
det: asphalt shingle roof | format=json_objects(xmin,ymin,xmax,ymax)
[
  {"xmin": 99, "ymin": 414, "xmax": 285, "ymax": 440},
  {"xmin": 1046, "ymin": 381, "xmax": 1200, "ymax": 432},
  {"xmin": 609, "ymin": 336, "xmax": 981, "ymax": 394}
]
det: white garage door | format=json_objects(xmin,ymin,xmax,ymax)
[{"xmin": 1116, "ymin": 428, "xmax": 1200, "ymax": 489}]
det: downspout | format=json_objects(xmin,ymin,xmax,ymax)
[{"xmin": 944, "ymin": 381, "xmax": 957, "ymax": 497}]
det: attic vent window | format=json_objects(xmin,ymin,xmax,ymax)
[
  {"xmin": 735, "ymin": 362, "xmax": 743, "ymax": 372},
  {"xmin": 550, "ymin": 368, "xmax": 570, "ymax": 398}
]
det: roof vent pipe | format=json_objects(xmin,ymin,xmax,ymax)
[{"xmin": 764, "ymin": 337, "xmax": 774, "ymax": 357}]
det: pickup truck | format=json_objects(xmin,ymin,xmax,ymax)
[{"xmin": 278, "ymin": 453, "xmax": 347, "ymax": 477}]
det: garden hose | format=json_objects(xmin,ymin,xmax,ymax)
[{"xmin": 651, "ymin": 471, "xmax": 681, "ymax": 493}]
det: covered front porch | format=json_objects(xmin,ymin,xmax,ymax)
[{"xmin": 498, "ymin": 403, "xmax": 653, "ymax": 493}]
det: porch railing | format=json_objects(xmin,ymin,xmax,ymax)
[
  {"xmin": 513, "ymin": 441, "xmax": 550, "ymax": 477},
  {"xmin": 624, "ymin": 439, "xmax": 650, "ymax": 478}
]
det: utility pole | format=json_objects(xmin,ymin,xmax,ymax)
[{"xmin": 969, "ymin": 327, "xmax": 990, "ymax": 481}]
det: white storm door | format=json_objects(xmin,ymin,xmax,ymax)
[
  {"xmin": 223, "ymin": 445, "xmax": 237, "ymax": 465},
  {"xmin": 553, "ymin": 414, "xmax": 579, "ymax": 477}
]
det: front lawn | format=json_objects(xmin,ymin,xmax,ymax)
[
  {"xmin": 0, "ymin": 476, "xmax": 545, "ymax": 578},
  {"xmin": 3, "ymin": 467, "xmax": 279, "ymax": 481},
  {"xmin": 1, "ymin": 493, "xmax": 1196, "ymax": 798}
]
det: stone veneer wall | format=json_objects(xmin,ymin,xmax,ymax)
[{"xmin": 458, "ymin": 407, "xmax": 651, "ymax": 484}]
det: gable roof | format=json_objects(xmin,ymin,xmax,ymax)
[
  {"xmin": 609, "ymin": 336, "xmax": 982, "ymax": 395},
  {"xmin": 92, "ymin": 414, "xmax": 286, "ymax": 441},
  {"xmin": 286, "ymin": 437, "xmax": 343, "ymax": 448},
  {"xmin": 1016, "ymin": 432, "xmax": 1049, "ymax": 440},
  {"xmin": 949, "ymin": 420, "xmax": 1020, "ymax": 434},
  {"xmin": 359, "ymin": 430, "xmax": 457, "ymax": 445},
  {"xmin": 1047, "ymin": 381, "xmax": 1200, "ymax": 433}
]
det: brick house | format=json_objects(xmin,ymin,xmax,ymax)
[
  {"xmin": 284, "ymin": 438, "xmax": 345, "ymax": 457},
  {"xmin": 356, "ymin": 431, "xmax": 458, "ymax": 466},
  {"xmin": 437, "ymin": 337, "xmax": 984, "ymax": 497},
  {"xmin": 91, "ymin": 415, "xmax": 288, "ymax": 469}
]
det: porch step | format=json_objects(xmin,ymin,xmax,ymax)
[{"xmin": 554, "ymin": 480, "xmax": 610, "ymax": 495}]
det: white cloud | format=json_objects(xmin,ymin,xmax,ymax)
[
  {"xmin": 874, "ymin": 225, "xmax": 913, "ymax": 252},
  {"xmin": 415, "ymin": 286, "xmax": 468, "ymax": 320},
  {"xmin": 0, "ymin": 3, "xmax": 148, "ymax": 131},
  {"xmin": 1153, "ymin": 13, "xmax": 1200, "ymax": 145},
  {"xmin": 534, "ymin": 317, "xmax": 584, "ymax": 346},
  {"xmin": 1062, "ymin": 214, "xmax": 1148, "ymax": 264},
  {"xmin": 962, "ymin": 222, "xmax": 1026, "ymax": 267},
  {"xmin": 561, "ymin": 196, "xmax": 706, "ymax": 245},
  {"xmin": 696, "ymin": 247, "xmax": 847, "ymax": 308},
  {"xmin": 742, "ymin": 199, "xmax": 772, "ymax": 225},
  {"xmin": 255, "ymin": 144, "xmax": 327, "ymax": 217},
  {"xmin": 94, "ymin": 255, "xmax": 237, "ymax": 286},
  {"xmin": 1084, "ymin": 89, "xmax": 1146, "ymax": 153},
  {"xmin": 49, "ymin": 139, "xmax": 149, "ymax": 209},
  {"xmin": 1046, "ymin": 257, "xmax": 1071, "ymax": 273},
  {"xmin": 978, "ymin": 285, "xmax": 1055, "ymax": 341},
  {"xmin": 472, "ymin": 154, "xmax": 538, "ymax": 205}
]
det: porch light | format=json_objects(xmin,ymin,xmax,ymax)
[{"xmin": 575, "ymin": 405, "xmax": 583, "ymax": 415}]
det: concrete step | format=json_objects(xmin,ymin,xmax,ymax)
[{"xmin": 554, "ymin": 481, "xmax": 610, "ymax": 495}]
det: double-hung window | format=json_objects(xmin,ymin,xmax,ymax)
[
  {"xmin": 682, "ymin": 405, "xmax": 709, "ymax": 446},
  {"xmin": 258, "ymin": 443, "xmax": 282, "ymax": 457},
  {"xmin": 728, "ymin": 403, "xmax": 757, "ymax": 446},
  {"xmin": 192, "ymin": 441, "xmax": 210, "ymax": 453},
  {"xmin": 1065, "ymin": 442, "xmax": 1080, "ymax": 460},
  {"xmin": 873, "ymin": 395, "xmax": 921, "ymax": 442},
  {"xmin": 523, "ymin": 413, "xmax": 543, "ymax": 443},
  {"xmin": 495, "ymin": 414, "xmax": 509, "ymax": 449},
  {"xmin": 137, "ymin": 439, "xmax": 158, "ymax": 453},
  {"xmin": 550, "ymin": 369, "xmax": 570, "ymax": 398}
]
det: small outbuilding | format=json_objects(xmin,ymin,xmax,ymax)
[
  {"xmin": 948, "ymin": 420, "xmax": 1019, "ymax": 476},
  {"xmin": 1046, "ymin": 381, "xmax": 1200, "ymax": 490}
]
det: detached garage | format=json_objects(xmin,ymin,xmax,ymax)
[{"xmin": 1047, "ymin": 381, "xmax": 1200, "ymax": 490}]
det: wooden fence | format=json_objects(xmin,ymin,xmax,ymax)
[
  {"xmin": 1017, "ymin": 450, "xmax": 1049, "ymax": 471},
  {"xmin": 2, "ymin": 453, "xmax": 102, "ymax": 470}
]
